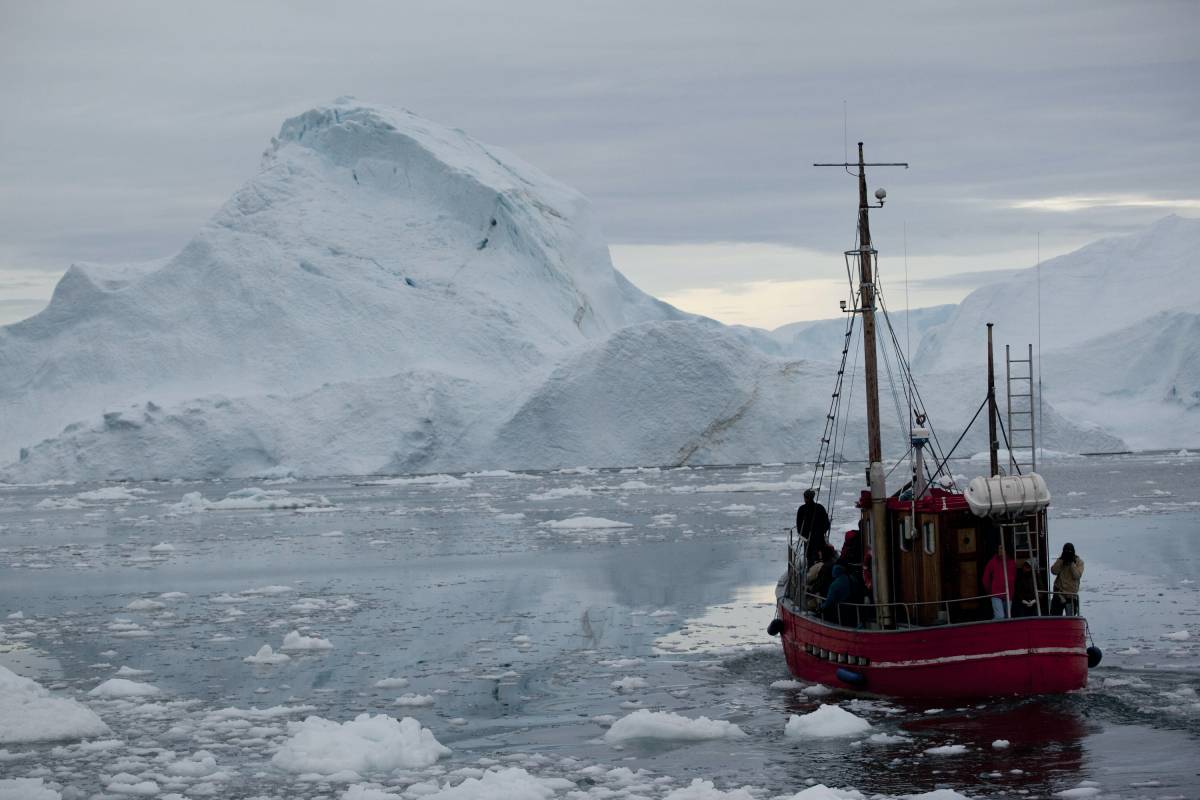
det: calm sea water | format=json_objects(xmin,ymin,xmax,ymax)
[{"xmin": 1, "ymin": 453, "xmax": 1197, "ymax": 798}]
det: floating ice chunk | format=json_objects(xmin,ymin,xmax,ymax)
[
  {"xmin": 649, "ymin": 609, "xmax": 675, "ymax": 618},
  {"xmin": 244, "ymin": 645, "xmax": 291, "ymax": 665},
  {"xmin": 5, "ymin": 612, "xmax": 23, "ymax": 620},
  {"xmin": 802, "ymin": 684, "xmax": 834, "ymax": 697},
  {"xmin": 495, "ymin": 512, "xmax": 525, "ymax": 520},
  {"xmin": 0, "ymin": 664, "xmax": 110, "ymax": 743},
  {"xmin": 421, "ymin": 767, "xmax": 571, "ymax": 799},
  {"xmin": 539, "ymin": 516, "xmax": 631, "ymax": 530},
  {"xmin": 115, "ymin": 666, "xmax": 151, "ymax": 677},
  {"xmin": 925, "ymin": 744, "xmax": 968, "ymax": 755},
  {"xmin": 322, "ymin": 530, "xmax": 345, "ymax": 537},
  {"xmin": 159, "ymin": 592, "xmax": 188, "ymax": 600},
  {"xmin": 770, "ymin": 679, "xmax": 806, "ymax": 690},
  {"xmin": 721, "ymin": 504, "xmax": 755, "ymax": 513},
  {"xmin": 342, "ymin": 785, "xmax": 402, "ymax": 800},
  {"xmin": 784, "ymin": 705, "xmax": 871, "ymax": 738},
  {"xmin": 1162, "ymin": 630, "xmax": 1191, "ymax": 641},
  {"xmin": 865, "ymin": 732, "xmax": 910, "ymax": 744},
  {"xmin": 394, "ymin": 694, "xmax": 435, "ymax": 707},
  {"xmin": 599, "ymin": 658, "xmax": 643, "ymax": 669},
  {"xmin": 618, "ymin": 480, "xmax": 652, "ymax": 490},
  {"xmin": 0, "ymin": 778, "xmax": 63, "ymax": 800},
  {"xmin": 281, "ymin": 630, "xmax": 333, "ymax": 651},
  {"xmin": 1054, "ymin": 788, "xmax": 1101, "ymax": 798},
  {"xmin": 105, "ymin": 774, "xmax": 159, "ymax": 795},
  {"xmin": 611, "ymin": 676, "xmax": 648, "ymax": 692},
  {"xmin": 272, "ymin": 713, "xmax": 450, "ymax": 774},
  {"xmin": 76, "ymin": 486, "xmax": 149, "ymax": 502},
  {"xmin": 512, "ymin": 635, "xmax": 532, "ymax": 644},
  {"xmin": 89, "ymin": 678, "xmax": 161, "ymax": 698},
  {"xmin": 164, "ymin": 751, "xmax": 218, "ymax": 777},
  {"xmin": 992, "ymin": 739, "xmax": 1011, "ymax": 749},
  {"xmin": 373, "ymin": 677, "xmax": 409, "ymax": 689},
  {"xmin": 360, "ymin": 474, "xmax": 471, "ymax": 488},
  {"xmin": 527, "ymin": 486, "xmax": 592, "ymax": 501},
  {"xmin": 603, "ymin": 709, "xmax": 746, "ymax": 743},
  {"xmin": 662, "ymin": 779, "xmax": 757, "ymax": 800},
  {"xmin": 126, "ymin": 599, "xmax": 165, "ymax": 611},
  {"xmin": 241, "ymin": 585, "xmax": 293, "ymax": 595},
  {"xmin": 171, "ymin": 487, "xmax": 332, "ymax": 513},
  {"xmin": 784, "ymin": 784, "xmax": 871, "ymax": 800},
  {"xmin": 149, "ymin": 542, "xmax": 175, "ymax": 553},
  {"xmin": 35, "ymin": 497, "xmax": 83, "ymax": 510}
]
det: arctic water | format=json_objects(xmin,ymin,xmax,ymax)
[{"xmin": 1, "ymin": 453, "xmax": 1198, "ymax": 799}]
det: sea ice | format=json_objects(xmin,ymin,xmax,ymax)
[
  {"xmin": 662, "ymin": 779, "xmax": 757, "ymax": 800},
  {"xmin": 925, "ymin": 744, "xmax": 969, "ymax": 755},
  {"xmin": 603, "ymin": 709, "xmax": 746, "ymax": 743},
  {"xmin": 88, "ymin": 678, "xmax": 161, "ymax": 698},
  {"xmin": 0, "ymin": 664, "xmax": 110, "ymax": 743},
  {"xmin": 0, "ymin": 778, "xmax": 63, "ymax": 800},
  {"xmin": 272, "ymin": 713, "xmax": 451, "ymax": 774},
  {"xmin": 784, "ymin": 705, "xmax": 871, "ymax": 738},
  {"xmin": 281, "ymin": 630, "xmax": 333, "ymax": 651},
  {"xmin": 538, "ymin": 516, "xmax": 632, "ymax": 530},
  {"xmin": 244, "ymin": 645, "xmax": 291, "ymax": 664}
]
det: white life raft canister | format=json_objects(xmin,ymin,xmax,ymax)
[{"xmin": 964, "ymin": 473, "xmax": 1051, "ymax": 517}]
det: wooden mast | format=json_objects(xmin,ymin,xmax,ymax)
[
  {"xmin": 854, "ymin": 143, "xmax": 893, "ymax": 627},
  {"xmin": 815, "ymin": 144, "xmax": 907, "ymax": 628},
  {"xmin": 987, "ymin": 323, "xmax": 999, "ymax": 477}
]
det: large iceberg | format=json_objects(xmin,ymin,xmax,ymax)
[{"xmin": 0, "ymin": 100, "xmax": 1151, "ymax": 480}]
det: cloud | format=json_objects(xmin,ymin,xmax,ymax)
[{"xmin": 1010, "ymin": 195, "xmax": 1200, "ymax": 213}]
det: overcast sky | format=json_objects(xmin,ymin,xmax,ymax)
[{"xmin": 1, "ymin": 1, "xmax": 1197, "ymax": 328}]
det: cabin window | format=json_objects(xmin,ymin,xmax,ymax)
[
  {"xmin": 923, "ymin": 521, "xmax": 936, "ymax": 554},
  {"xmin": 898, "ymin": 516, "xmax": 912, "ymax": 552}
]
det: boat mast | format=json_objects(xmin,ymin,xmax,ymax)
[{"xmin": 816, "ymin": 143, "xmax": 907, "ymax": 628}]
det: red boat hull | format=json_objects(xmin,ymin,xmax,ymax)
[{"xmin": 777, "ymin": 599, "xmax": 1088, "ymax": 699}]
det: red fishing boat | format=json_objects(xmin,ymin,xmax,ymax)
[{"xmin": 768, "ymin": 144, "xmax": 1100, "ymax": 699}]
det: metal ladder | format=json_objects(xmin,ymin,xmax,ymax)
[
  {"xmin": 1005, "ymin": 343, "xmax": 1037, "ymax": 475},
  {"xmin": 1001, "ymin": 518, "xmax": 1043, "ymax": 616}
]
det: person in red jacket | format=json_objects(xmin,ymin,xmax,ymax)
[{"xmin": 982, "ymin": 542, "xmax": 1017, "ymax": 620}]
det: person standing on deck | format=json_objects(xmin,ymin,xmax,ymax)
[
  {"xmin": 982, "ymin": 542, "xmax": 1017, "ymax": 619},
  {"xmin": 1050, "ymin": 543, "xmax": 1085, "ymax": 616},
  {"xmin": 795, "ymin": 489, "xmax": 830, "ymax": 566}
]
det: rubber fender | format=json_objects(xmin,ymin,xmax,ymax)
[
  {"xmin": 767, "ymin": 618, "xmax": 785, "ymax": 637},
  {"xmin": 836, "ymin": 667, "xmax": 866, "ymax": 686},
  {"xmin": 1087, "ymin": 646, "xmax": 1103, "ymax": 669}
]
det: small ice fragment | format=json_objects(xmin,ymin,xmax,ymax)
[
  {"xmin": 280, "ymin": 630, "xmax": 333, "ymax": 651},
  {"xmin": 992, "ymin": 739, "xmax": 1010, "ymax": 749},
  {"xmin": 244, "ymin": 645, "xmax": 291, "ymax": 665},
  {"xmin": 784, "ymin": 705, "xmax": 871, "ymax": 738}
]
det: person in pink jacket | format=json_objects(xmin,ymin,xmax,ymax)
[{"xmin": 982, "ymin": 542, "xmax": 1018, "ymax": 619}]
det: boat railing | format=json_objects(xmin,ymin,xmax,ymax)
[{"xmin": 797, "ymin": 589, "xmax": 1068, "ymax": 628}]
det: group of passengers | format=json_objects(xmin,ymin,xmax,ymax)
[
  {"xmin": 795, "ymin": 489, "xmax": 868, "ymax": 624},
  {"xmin": 796, "ymin": 488, "xmax": 1085, "ymax": 625},
  {"xmin": 983, "ymin": 541, "xmax": 1084, "ymax": 619}
]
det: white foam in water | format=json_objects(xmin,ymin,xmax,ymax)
[
  {"xmin": 603, "ymin": 709, "xmax": 746, "ymax": 743},
  {"xmin": 272, "ymin": 713, "xmax": 451, "ymax": 774},
  {"xmin": 0, "ymin": 664, "xmax": 110, "ymax": 744},
  {"xmin": 784, "ymin": 705, "xmax": 871, "ymax": 738}
]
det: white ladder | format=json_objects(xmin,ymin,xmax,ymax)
[{"xmin": 1005, "ymin": 343, "xmax": 1037, "ymax": 475}]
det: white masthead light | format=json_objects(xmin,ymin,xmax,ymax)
[{"xmin": 874, "ymin": 188, "xmax": 887, "ymax": 201}]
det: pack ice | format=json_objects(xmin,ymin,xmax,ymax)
[{"xmin": 0, "ymin": 98, "xmax": 1165, "ymax": 480}]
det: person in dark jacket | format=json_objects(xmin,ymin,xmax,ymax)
[
  {"xmin": 1012, "ymin": 559, "xmax": 1039, "ymax": 617},
  {"xmin": 795, "ymin": 489, "xmax": 830, "ymax": 565},
  {"xmin": 821, "ymin": 563, "xmax": 851, "ymax": 624}
]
